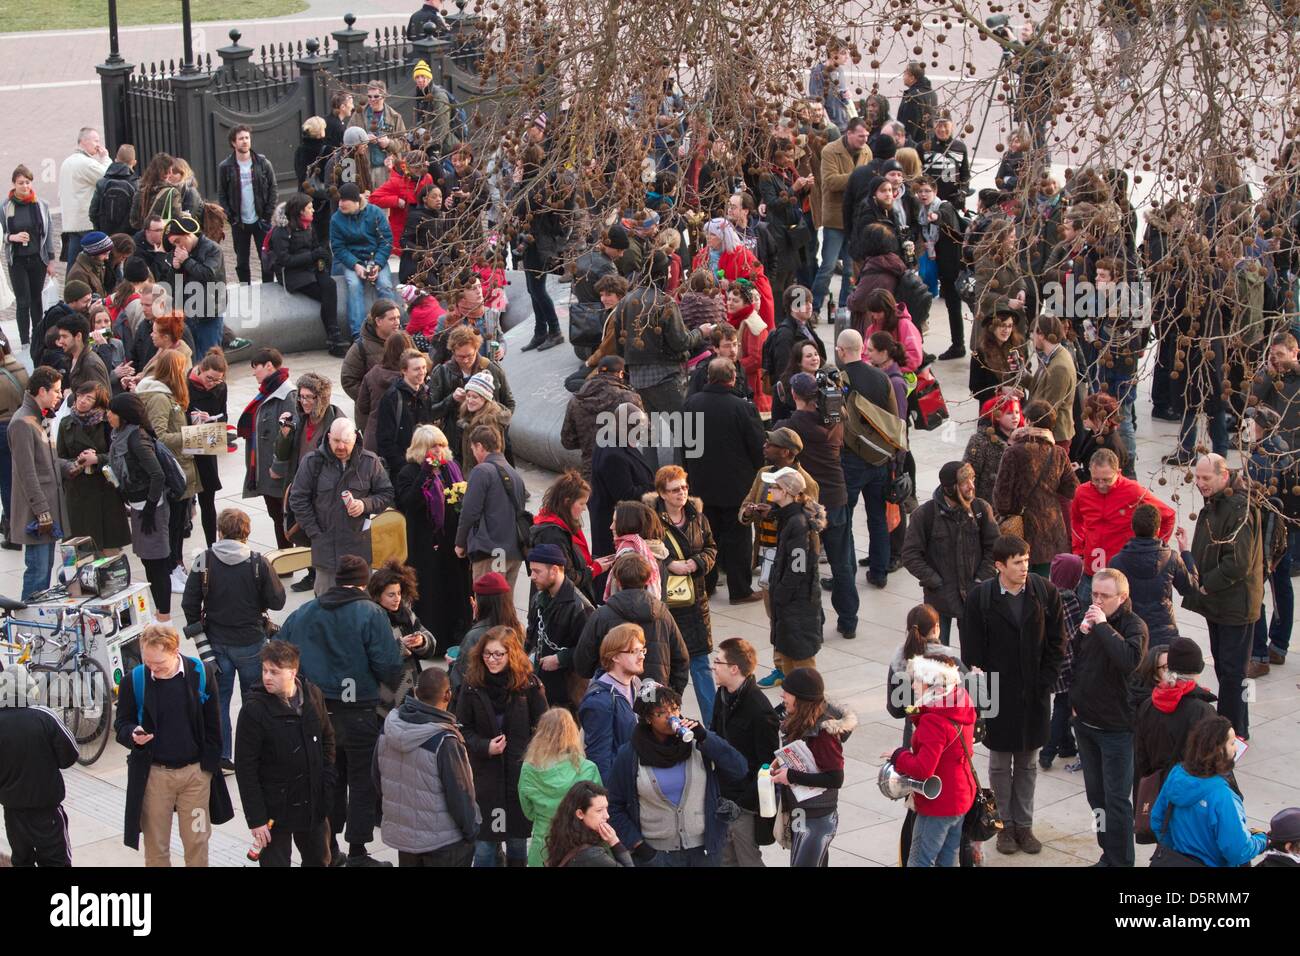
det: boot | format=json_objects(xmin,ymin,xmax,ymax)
[
  {"xmin": 1014, "ymin": 825, "xmax": 1043, "ymax": 854},
  {"xmin": 995, "ymin": 828, "xmax": 1019, "ymax": 855},
  {"xmin": 0, "ymin": 516, "xmax": 20, "ymax": 551},
  {"xmin": 291, "ymin": 568, "xmax": 316, "ymax": 592}
]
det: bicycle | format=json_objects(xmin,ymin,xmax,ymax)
[{"xmin": 0, "ymin": 593, "xmax": 115, "ymax": 766}]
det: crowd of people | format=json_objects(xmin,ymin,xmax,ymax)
[{"xmin": 3, "ymin": 11, "xmax": 1300, "ymax": 871}]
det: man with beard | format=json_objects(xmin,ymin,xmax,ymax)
[{"xmin": 903, "ymin": 461, "xmax": 998, "ymax": 647}]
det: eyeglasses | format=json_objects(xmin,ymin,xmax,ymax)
[
  {"xmin": 664, "ymin": 484, "xmax": 688, "ymax": 494},
  {"xmin": 299, "ymin": 392, "xmax": 316, "ymax": 401},
  {"xmin": 620, "ymin": 647, "xmax": 647, "ymax": 657},
  {"xmin": 482, "ymin": 650, "xmax": 507, "ymax": 660},
  {"xmin": 1092, "ymin": 590, "xmax": 1121, "ymax": 602},
  {"xmin": 711, "ymin": 658, "xmax": 733, "ymax": 668},
  {"xmin": 367, "ymin": 94, "xmax": 384, "ymax": 100}
]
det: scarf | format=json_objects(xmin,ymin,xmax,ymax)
[
  {"xmin": 534, "ymin": 508, "xmax": 597, "ymax": 575},
  {"xmin": 71, "ymin": 407, "xmax": 105, "ymax": 430},
  {"xmin": 918, "ymin": 197, "xmax": 943, "ymax": 247},
  {"xmin": 237, "ymin": 367, "xmax": 289, "ymax": 483},
  {"xmin": 1151, "ymin": 679, "xmax": 1199, "ymax": 714},
  {"xmin": 107, "ymin": 423, "xmax": 138, "ymax": 495},
  {"xmin": 481, "ymin": 668, "xmax": 514, "ymax": 715},
  {"xmin": 421, "ymin": 458, "xmax": 464, "ymax": 534},
  {"xmin": 7, "ymin": 188, "xmax": 36, "ymax": 204},
  {"xmin": 632, "ymin": 722, "xmax": 692, "ymax": 768}
]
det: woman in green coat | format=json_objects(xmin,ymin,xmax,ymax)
[
  {"xmin": 518, "ymin": 708, "xmax": 602, "ymax": 867},
  {"xmin": 57, "ymin": 382, "xmax": 131, "ymax": 550}
]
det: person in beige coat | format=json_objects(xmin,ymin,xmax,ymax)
[
  {"xmin": 813, "ymin": 118, "xmax": 872, "ymax": 315},
  {"xmin": 1027, "ymin": 313, "xmax": 1077, "ymax": 447},
  {"xmin": 0, "ymin": 334, "xmax": 31, "ymax": 548}
]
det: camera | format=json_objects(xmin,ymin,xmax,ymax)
[
  {"xmin": 985, "ymin": 13, "xmax": 1012, "ymax": 38},
  {"xmin": 183, "ymin": 620, "xmax": 220, "ymax": 672},
  {"xmin": 815, "ymin": 368, "xmax": 844, "ymax": 427}
]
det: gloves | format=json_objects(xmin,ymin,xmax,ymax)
[
  {"xmin": 689, "ymin": 723, "xmax": 708, "ymax": 744},
  {"xmin": 36, "ymin": 512, "xmax": 53, "ymax": 537},
  {"xmin": 631, "ymin": 842, "xmax": 658, "ymax": 865},
  {"xmin": 141, "ymin": 501, "xmax": 158, "ymax": 535}
]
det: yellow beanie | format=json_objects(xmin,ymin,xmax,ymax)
[{"xmin": 413, "ymin": 60, "xmax": 433, "ymax": 82}]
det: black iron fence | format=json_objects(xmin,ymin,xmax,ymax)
[{"xmin": 97, "ymin": 10, "xmax": 500, "ymax": 201}]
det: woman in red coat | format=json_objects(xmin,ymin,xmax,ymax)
[
  {"xmin": 368, "ymin": 150, "xmax": 433, "ymax": 257},
  {"xmin": 691, "ymin": 218, "xmax": 775, "ymax": 329},
  {"xmin": 725, "ymin": 280, "xmax": 770, "ymax": 415},
  {"xmin": 890, "ymin": 653, "xmax": 977, "ymax": 867}
]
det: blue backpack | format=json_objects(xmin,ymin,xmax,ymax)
[{"xmin": 132, "ymin": 656, "xmax": 208, "ymax": 726}]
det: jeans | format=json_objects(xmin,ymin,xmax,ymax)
[
  {"xmin": 399, "ymin": 840, "xmax": 475, "ymax": 867},
  {"xmin": 326, "ymin": 704, "xmax": 381, "ymax": 846},
  {"xmin": 820, "ymin": 503, "xmax": 857, "ymax": 633},
  {"xmin": 689, "ymin": 652, "xmax": 716, "ymax": 726},
  {"xmin": 1178, "ymin": 407, "xmax": 1229, "ymax": 458},
  {"xmin": 643, "ymin": 844, "xmax": 715, "ymax": 867},
  {"xmin": 7, "ymin": 257, "xmax": 47, "ymax": 345},
  {"xmin": 1097, "ymin": 372, "xmax": 1138, "ymax": 472},
  {"xmin": 841, "ymin": 453, "xmax": 891, "ymax": 580},
  {"xmin": 1074, "ymin": 721, "xmax": 1135, "ymax": 866},
  {"xmin": 0, "ymin": 419, "xmax": 12, "ymax": 523},
  {"xmin": 340, "ymin": 263, "xmax": 396, "ymax": 339},
  {"xmin": 790, "ymin": 809, "xmax": 837, "ymax": 867},
  {"xmin": 988, "ymin": 749, "xmax": 1038, "ymax": 828},
  {"xmin": 525, "ymin": 268, "xmax": 560, "ymax": 338},
  {"xmin": 231, "ymin": 220, "xmax": 269, "ymax": 284},
  {"xmin": 63, "ymin": 231, "xmax": 85, "ymax": 266},
  {"xmin": 1152, "ymin": 330, "xmax": 1183, "ymax": 413},
  {"xmin": 907, "ymin": 812, "xmax": 964, "ymax": 867},
  {"xmin": 1252, "ymin": 549, "xmax": 1293, "ymax": 659},
  {"xmin": 22, "ymin": 541, "xmax": 55, "ymax": 600},
  {"xmin": 937, "ymin": 615, "xmax": 961, "ymax": 647},
  {"xmin": 811, "ymin": 227, "xmax": 852, "ymax": 313},
  {"xmin": 1042, "ymin": 691, "xmax": 1077, "ymax": 763},
  {"xmin": 1207, "ymin": 621, "xmax": 1253, "ymax": 738},
  {"xmin": 212, "ymin": 640, "xmax": 266, "ymax": 760},
  {"xmin": 474, "ymin": 838, "xmax": 528, "ymax": 867},
  {"xmin": 189, "ymin": 317, "xmax": 223, "ymax": 355}
]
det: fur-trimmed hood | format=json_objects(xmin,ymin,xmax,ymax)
[
  {"xmin": 799, "ymin": 497, "xmax": 828, "ymax": 534},
  {"xmin": 812, "ymin": 701, "xmax": 858, "ymax": 741},
  {"xmin": 641, "ymin": 491, "xmax": 705, "ymax": 515}
]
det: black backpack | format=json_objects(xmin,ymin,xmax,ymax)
[
  {"xmin": 895, "ymin": 268, "xmax": 933, "ymax": 327},
  {"xmin": 152, "ymin": 436, "xmax": 188, "ymax": 500},
  {"xmin": 94, "ymin": 178, "xmax": 137, "ymax": 235}
]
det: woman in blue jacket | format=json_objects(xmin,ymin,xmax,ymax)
[
  {"xmin": 1150, "ymin": 716, "xmax": 1267, "ymax": 867},
  {"xmin": 606, "ymin": 680, "xmax": 747, "ymax": 867}
]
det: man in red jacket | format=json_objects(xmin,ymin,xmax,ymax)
[{"xmin": 1070, "ymin": 448, "xmax": 1174, "ymax": 604}]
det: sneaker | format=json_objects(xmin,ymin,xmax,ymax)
[
  {"xmin": 867, "ymin": 574, "xmax": 888, "ymax": 589},
  {"xmin": 728, "ymin": 592, "xmax": 763, "ymax": 605},
  {"xmin": 858, "ymin": 556, "xmax": 870, "ymax": 567},
  {"xmin": 937, "ymin": 345, "xmax": 967, "ymax": 361},
  {"xmin": 291, "ymin": 569, "xmax": 316, "ymax": 593},
  {"xmin": 1150, "ymin": 407, "xmax": 1182, "ymax": 422},
  {"xmin": 820, "ymin": 576, "xmax": 833, "ymax": 591},
  {"xmin": 1014, "ymin": 826, "xmax": 1043, "ymax": 854},
  {"xmin": 837, "ymin": 627, "xmax": 857, "ymax": 640},
  {"xmin": 536, "ymin": 332, "xmax": 565, "ymax": 352},
  {"xmin": 1064, "ymin": 759, "xmax": 1083, "ymax": 773},
  {"xmin": 225, "ymin": 337, "xmax": 253, "ymax": 353},
  {"xmin": 757, "ymin": 668, "xmax": 784, "ymax": 688},
  {"xmin": 1161, "ymin": 452, "xmax": 1194, "ymax": 467},
  {"xmin": 170, "ymin": 566, "xmax": 189, "ymax": 594},
  {"xmin": 520, "ymin": 334, "xmax": 547, "ymax": 352},
  {"xmin": 1039, "ymin": 754, "xmax": 1054, "ymax": 770},
  {"xmin": 1269, "ymin": 647, "xmax": 1286, "ymax": 665},
  {"xmin": 995, "ymin": 828, "xmax": 1019, "ymax": 855},
  {"xmin": 1247, "ymin": 660, "xmax": 1271, "ymax": 679},
  {"xmin": 346, "ymin": 853, "xmax": 392, "ymax": 868},
  {"xmin": 220, "ymin": 758, "xmax": 236, "ymax": 776}
]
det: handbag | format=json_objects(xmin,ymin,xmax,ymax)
[
  {"xmin": 1149, "ymin": 803, "xmax": 1207, "ymax": 867},
  {"xmin": 949, "ymin": 718, "xmax": 1003, "ymax": 842},
  {"xmin": 663, "ymin": 526, "xmax": 696, "ymax": 608},
  {"xmin": 1134, "ymin": 768, "xmax": 1164, "ymax": 844},
  {"xmin": 909, "ymin": 368, "xmax": 949, "ymax": 431},
  {"xmin": 567, "ymin": 300, "xmax": 607, "ymax": 349},
  {"xmin": 997, "ymin": 447, "xmax": 1050, "ymax": 539},
  {"xmin": 955, "ymin": 268, "xmax": 978, "ymax": 307}
]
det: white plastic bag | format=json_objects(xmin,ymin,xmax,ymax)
[
  {"xmin": 0, "ymin": 261, "xmax": 14, "ymax": 312},
  {"xmin": 41, "ymin": 274, "xmax": 60, "ymax": 313}
]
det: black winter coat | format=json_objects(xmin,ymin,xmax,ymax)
[
  {"xmin": 0, "ymin": 706, "xmax": 77, "ymax": 809},
  {"xmin": 455, "ymin": 675, "xmax": 548, "ymax": 840},
  {"xmin": 1133, "ymin": 684, "xmax": 1220, "ymax": 789},
  {"xmin": 709, "ymin": 676, "xmax": 781, "ymax": 814},
  {"xmin": 588, "ymin": 443, "xmax": 656, "ymax": 559},
  {"xmin": 525, "ymin": 578, "xmax": 596, "ymax": 708},
  {"xmin": 529, "ymin": 517, "xmax": 596, "ymax": 606},
  {"xmin": 682, "ymin": 383, "xmax": 766, "ymax": 507},
  {"xmin": 764, "ymin": 317, "xmax": 827, "ymax": 389},
  {"xmin": 1068, "ymin": 601, "xmax": 1148, "ymax": 732},
  {"xmin": 375, "ymin": 378, "xmax": 435, "ymax": 476},
  {"xmin": 645, "ymin": 494, "xmax": 718, "ymax": 657},
  {"xmin": 898, "ymin": 77, "xmax": 937, "ymax": 144},
  {"xmin": 216, "ymin": 150, "xmax": 277, "ymax": 225},
  {"xmin": 770, "ymin": 499, "xmax": 828, "ymax": 661},
  {"xmin": 901, "ymin": 489, "xmax": 997, "ymax": 619},
  {"xmin": 1107, "ymin": 537, "xmax": 1197, "ymax": 646},
  {"xmin": 181, "ymin": 547, "xmax": 286, "ymax": 647},
  {"xmin": 960, "ymin": 574, "xmax": 1066, "ymax": 752},
  {"xmin": 234, "ymin": 677, "xmax": 336, "ymax": 831},
  {"xmin": 573, "ymin": 588, "xmax": 691, "ymax": 694},
  {"xmin": 270, "ymin": 222, "xmax": 330, "ymax": 293}
]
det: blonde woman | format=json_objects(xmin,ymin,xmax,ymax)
[
  {"xmin": 394, "ymin": 424, "xmax": 471, "ymax": 653},
  {"xmin": 653, "ymin": 226, "xmax": 684, "ymax": 296},
  {"xmin": 518, "ymin": 708, "xmax": 602, "ymax": 867}
]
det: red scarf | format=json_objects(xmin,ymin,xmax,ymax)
[
  {"xmin": 1151, "ymin": 679, "xmax": 1198, "ymax": 714},
  {"xmin": 7, "ymin": 188, "xmax": 36, "ymax": 204},
  {"xmin": 727, "ymin": 302, "xmax": 756, "ymax": 330},
  {"xmin": 534, "ymin": 508, "xmax": 598, "ymax": 575},
  {"xmin": 237, "ymin": 367, "xmax": 289, "ymax": 482}
]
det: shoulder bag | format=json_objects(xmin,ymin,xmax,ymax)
[{"xmin": 948, "ymin": 717, "xmax": 1003, "ymax": 842}]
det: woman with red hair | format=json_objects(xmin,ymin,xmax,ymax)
[
  {"xmin": 962, "ymin": 394, "xmax": 1023, "ymax": 506},
  {"xmin": 690, "ymin": 218, "xmax": 774, "ymax": 329}
]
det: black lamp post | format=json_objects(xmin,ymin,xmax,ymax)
[
  {"xmin": 181, "ymin": 0, "xmax": 198, "ymax": 73},
  {"xmin": 106, "ymin": 0, "xmax": 123, "ymax": 64}
]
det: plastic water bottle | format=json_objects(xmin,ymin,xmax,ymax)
[
  {"xmin": 757, "ymin": 764, "xmax": 777, "ymax": 818},
  {"xmin": 247, "ymin": 820, "xmax": 274, "ymax": 862},
  {"xmin": 668, "ymin": 715, "xmax": 694, "ymax": 743}
]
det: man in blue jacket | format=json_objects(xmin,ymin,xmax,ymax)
[
  {"xmin": 280, "ymin": 553, "xmax": 403, "ymax": 867},
  {"xmin": 329, "ymin": 183, "xmax": 396, "ymax": 340},
  {"xmin": 607, "ymin": 680, "xmax": 748, "ymax": 867}
]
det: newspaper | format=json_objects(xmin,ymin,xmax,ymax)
[{"xmin": 773, "ymin": 738, "xmax": 825, "ymax": 804}]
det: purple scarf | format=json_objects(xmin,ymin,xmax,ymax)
[{"xmin": 421, "ymin": 458, "xmax": 464, "ymax": 534}]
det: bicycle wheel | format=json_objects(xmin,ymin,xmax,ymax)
[{"xmin": 36, "ymin": 659, "xmax": 113, "ymax": 766}]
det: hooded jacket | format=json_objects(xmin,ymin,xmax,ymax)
[
  {"xmin": 329, "ymin": 198, "xmax": 393, "ymax": 272},
  {"xmin": 1182, "ymin": 479, "xmax": 1264, "ymax": 626},
  {"xmin": 373, "ymin": 695, "xmax": 480, "ymax": 854},
  {"xmin": 847, "ymin": 252, "xmax": 905, "ymax": 322},
  {"xmin": 573, "ymin": 588, "xmax": 691, "ymax": 695},
  {"xmin": 1070, "ymin": 478, "xmax": 1175, "ymax": 574},
  {"xmin": 891, "ymin": 683, "xmax": 978, "ymax": 817},
  {"xmin": 902, "ymin": 487, "xmax": 997, "ymax": 618},
  {"xmin": 1068, "ymin": 600, "xmax": 1148, "ymax": 731},
  {"xmin": 341, "ymin": 315, "xmax": 389, "ymax": 409},
  {"xmin": 0, "ymin": 701, "xmax": 77, "ymax": 809},
  {"xmin": 777, "ymin": 702, "xmax": 856, "ymax": 817},
  {"xmin": 1107, "ymin": 537, "xmax": 1197, "ymax": 645},
  {"xmin": 135, "ymin": 375, "xmax": 201, "ymax": 498},
  {"xmin": 1134, "ymin": 681, "xmax": 1219, "ymax": 788},
  {"xmin": 181, "ymin": 539, "xmax": 286, "ymax": 647},
  {"xmin": 278, "ymin": 586, "xmax": 404, "ymax": 704},
  {"xmin": 578, "ymin": 674, "xmax": 639, "ymax": 784},
  {"xmin": 770, "ymin": 497, "xmax": 830, "ymax": 661},
  {"xmin": 375, "ymin": 377, "xmax": 434, "ymax": 476},
  {"xmin": 287, "ymin": 440, "xmax": 394, "ymax": 571},
  {"xmin": 643, "ymin": 493, "xmax": 718, "ymax": 656},
  {"xmin": 455, "ymin": 451, "xmax": 526, "ymax": 560},
  {"xmin": 518, "ymin": 756, "xmax": 603, "ymax": 867},
  {"xmin": 898, "ymin": 75, "xmax": 936, "ymax": 143},
  {"xmin": 234, "ymin": 676, "xmax": 334, "ymax": 832},
  {"xmin": 612, "ymin": 285, "xmax": 702, "ymax": 368},
  {"xmin": 1150, "ymin": 764, "xmax": 1267, "ymax": 867}
]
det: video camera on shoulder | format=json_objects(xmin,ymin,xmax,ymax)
[{"xmin": 815, "ymin": 368, "xmax": 844, "ymax": 427}]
